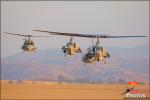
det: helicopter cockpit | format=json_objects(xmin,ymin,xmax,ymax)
[{"xmin": 62, "ymin": 37, "xmax": 81, "ymax": 56}]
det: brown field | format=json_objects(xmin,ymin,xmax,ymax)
[{"xmin": 1, "ymin": 80, "xmax": 149, "ymax": 100}]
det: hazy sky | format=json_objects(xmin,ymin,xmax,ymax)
[{"xmin": 1, "ymin": 1, "xmax": 149, "ymax": 58}]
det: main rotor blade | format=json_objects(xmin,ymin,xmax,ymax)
[
  {"xmin": 4, "ymin": 32, "xmax": 51, "ymax": 37},
  {"xmin": 33, "ymin": 30, "xmax": 85, "ymax": 37},
  {"xmin": 31, "ymin": 36, "xmax": 52, "ymax": 37},
  {"xmin": 33, "ymin": 30, "xmax": 147, "ymax": 38},
  {"xmin": 103, "ymin": 35, "xmax": 147, "ymax": 38},
  {"xmin": 4, "ymin": 32, "xmax": 28, "ymax": 37}
]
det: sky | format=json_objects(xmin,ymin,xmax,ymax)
[{"xmin": 1, "ymin": 1, "xmax": 149, "ymax": 58}]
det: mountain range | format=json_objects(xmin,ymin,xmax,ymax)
[{"xmin": 1, "ymin": 43, "xmax": 149, "ymax": 83}]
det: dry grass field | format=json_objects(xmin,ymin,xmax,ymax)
[{"xmin": 1, "ymin": 80, "xmax": 149, "ymax": 100}]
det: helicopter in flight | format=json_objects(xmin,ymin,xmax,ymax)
[
  {"xmin": 82, "ymin": 38, "xmax": 110, "ymax": 64},
  {"xmin": 4, "ymin": 32, "xmax": 51, "ymax": 53},
  {"xmin": 61, "ymin": 36, "xmax": 82, "ymax": 57},
  {"xmin": 33, "ymin": 30, "xmax": 147, "ymax": 64}
]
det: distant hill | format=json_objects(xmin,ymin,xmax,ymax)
[
  {"xmin": 1, "ymin": 43, "xmax": 149, "ymax": 83},
  {"xmin": 107, "ymin": 43, "xmax": 149, "ymax": 58}
]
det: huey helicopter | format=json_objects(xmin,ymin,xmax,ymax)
[
  {"xmin": 4, "ymin": 32, "xmax": 51, "ymax": 53},
  {"xmin": 33, "ymin": 30, "xmax": 147, "ymax": 64}
]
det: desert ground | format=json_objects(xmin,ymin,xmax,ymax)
[{"xmin": 1, "ymin": 80, "xmax": 149, "ymax": 100}]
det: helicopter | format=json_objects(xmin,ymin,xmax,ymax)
[
  {"xmin": 33, "ymin": 30, "xmax": 147, "ymax": 64},
  {"xmin": 4, "ymin": 32, "xmax": 51, "ymax": 53},
  {"xmin": 82, "ymin": 38, "xmax": 110, "ymax": 64},
  {"xmin": 61, "ymin": 36, "xmax": 81, "ymax": 56}
]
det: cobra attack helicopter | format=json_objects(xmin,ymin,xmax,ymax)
[
  {"xmin": 82, "ymin": 38, "xmax": 110, "ymax": 64},
  {"xmin": 33, "ymin": 30, "xmax": 147, "ymax": 64},
  {"xmin": 4, "ymin": 32, "xmax": 51, "ymax": 53},
  {"xmin": 61, "ymin": 36, "xmax": 82, "ymax": 56}
]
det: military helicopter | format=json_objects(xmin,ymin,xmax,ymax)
[
  {"xmin": 4, "ymin": 32, "xmax": 51, "ymax": 53},
  {"xmin": 33, "ymin": 30, "xmax": 147, "ymax": 64},
  {"xmin": 61, "ymin": 36, "xmax": 81, "ymax": 56},
  {"xmin": 82, "ymin": 38, "xmax": 110, "ymax": 64}
]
